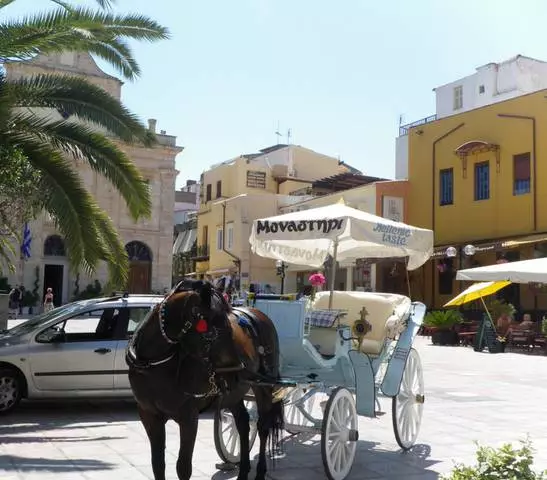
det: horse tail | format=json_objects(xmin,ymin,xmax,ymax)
[{"xmin": 269, "ymin": 388, "xmax": 285, "ymax": 459}]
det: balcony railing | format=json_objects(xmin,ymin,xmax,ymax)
[
  {"xmin": 399, "ymin": 115, "xmax": 437, "ymax": 136},
  {"xmin": 192, "ymin": 244, "xmax": 209, "ymax": 259}
]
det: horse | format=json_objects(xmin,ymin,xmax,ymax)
[{"xmin": 125, "ymin": 280, "xmax": 284, "ymax": 480}]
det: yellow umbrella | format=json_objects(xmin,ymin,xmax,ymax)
[{"xmin": 444, "ymin": 281, "xmax": 511, "ymax": 307}]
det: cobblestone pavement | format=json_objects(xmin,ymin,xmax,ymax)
[{"xmin": 1, "ymin": 336, "xmax": 547, "ymax": 479}]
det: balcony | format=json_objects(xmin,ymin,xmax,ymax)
[
  {"xmin": 192, "ymin": 244, "xmax": 209, "ymax": 260},
  {"xmin": 399, "ymin": 115, "xmax": 437, "ymax": 136}
]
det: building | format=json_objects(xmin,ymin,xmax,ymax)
[
  {"xmin": 195, "ymin": 144, "xmax": 353, "ymax": 291},
  {"xmin": 4, "ymin": 52, "xmax": 183, "ymax": 302},
  {"xmin": 279, "ymin": 176, "xmax": 410, "ymax": 295},
  {"xmin": 396, "ymin": 55, "xmax": 547, "ymax": 180},
  {"xmin": 172, "ymin": 181, "xmax": 199, "ymax": 281},
  {"xmin": 404, "ymin": 62, "xmax": 547, "ymax": 311}
]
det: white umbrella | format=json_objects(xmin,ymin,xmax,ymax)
[
  {"xmin": 456, "ymin": 257, "xmax": 547, "ymax": 284},
  {"xmin": 249, "ymin": 202, "xmax": 434, "ymax": 306}
]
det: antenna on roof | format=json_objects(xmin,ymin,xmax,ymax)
[
  {"xmin": 399, "ymin": 114, "xmax": 404, "ymax": 126},
  {"xmin": 275, "ymin": 121, "xmax": 282, "ymax": 145}
]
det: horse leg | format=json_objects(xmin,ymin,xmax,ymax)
[
  {"xmin": 176, "ymin": 407, "xmax": 199, "ymax": 480},
  {"xmin": 253, "ymin": 387, "xmax": 284, "ymax": 480},
  {"xmin": 137, "ymin": 405, "xmax": 167, "ymax": 480},
  {"xmin": 230, "ymin": 399, "xmax": 251, "ymax": 480}
]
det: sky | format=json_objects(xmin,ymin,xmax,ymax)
[{"xmin": 8, "ymin": 0, "xmax": 547, "ymax": 188}]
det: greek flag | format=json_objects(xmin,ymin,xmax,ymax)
[{"xmin": 21, "ymin": 223, "xmax": 31, "ymax": 259}]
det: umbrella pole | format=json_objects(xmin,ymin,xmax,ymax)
[
  {"xmin": 480, "ymin": 296, "xmax": 495, "ymax": 329},
  {"xmin": 328, "ymin": 238, "xmax": 339, "ymax": 309}
]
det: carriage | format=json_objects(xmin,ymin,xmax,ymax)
[{"xmin": 213, "ymin": 202, "xmax": 433, "ymax": 480}]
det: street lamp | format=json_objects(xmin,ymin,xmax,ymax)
[{"xmin": 275, "ymin": 260, "xmax": 287, "ymax": 294}]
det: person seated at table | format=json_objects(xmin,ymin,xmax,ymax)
[{"xmin": 506, "ymin": 313, "xmax": 535, "ymax": 337}]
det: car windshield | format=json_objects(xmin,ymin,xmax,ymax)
[{"xmin": 3, "ymin": 299, "xmax": 104, "ymax": 336}]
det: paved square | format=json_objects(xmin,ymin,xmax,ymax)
[{"xmin": 1, "ymin": 336, "xmax": 547, "ymax": 479}]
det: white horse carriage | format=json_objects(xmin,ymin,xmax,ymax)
[{"xmin": 214, "ymin": 202, "xmax": 434, "ymax": 480}]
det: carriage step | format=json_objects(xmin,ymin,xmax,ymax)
[{"xmin": 375, "ymin": 411, "xmax": 386, "ymax": 416}]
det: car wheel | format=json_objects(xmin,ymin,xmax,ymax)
[{"xmin": 0, "ymin": 368, "xmax": 23, "ymax": 415}]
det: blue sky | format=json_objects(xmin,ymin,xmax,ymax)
[{"xmin": 8, "ymin": 0, "xmax": 547, "ymax": 188}]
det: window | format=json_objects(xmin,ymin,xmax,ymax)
[
  {"xmin": 438, "ymin": 259, "xmax": 454, "ymax": 295},
  {"xmin": 127, "ymin": 307, "xmax": 153, "ymax": 336},
  {"xmin": 216, "ymin": 228, "xmax": 223, "ymax": 250},
  {"xmin": 513, "ymin": 153, "xmax": 531, "ymax": 195},
  {"xmin": 226, "ymin": 222, "xmax": 234, "ymax": 250},
  {"xmin": 478, "ymin": 85, "xmax": 485, "ymax": 94},
  {"xmin": 216, "ymin": 181, "xmax": 222, "ymax": 198},
  {"xmin": 474, "ymin": 161, "xmax": 490, "ymax": 201},
  {"xmin": 202, "ymin": 225, "xmax": 208, "ymax": 246},
  {"xmin": 206, "ymin": 184, "xmax": 212, "ymax": 202},
  {"xmin": 439, "ymin": 168, "xmax": 454, "ymax": 206},
  {"xmin": 453, "ymin": 85, "xmax": 463, "ymax": 110},
  {"xmin": 36, "ymin": 307, "xmax": 127, "ymax": 343}
]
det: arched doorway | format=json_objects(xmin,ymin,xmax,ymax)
[
  {"xmin": 43, "ymin": 235, "xmax": 67, "ymax": 306},
  {"xmin": 125, "ymin": 241, "xmax": 152, "ymax": 293}
]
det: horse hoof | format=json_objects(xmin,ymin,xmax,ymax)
[{"xmin": 215, "ymin": 462, "xmax": 238, "ymax": 471}]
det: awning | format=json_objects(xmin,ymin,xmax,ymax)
[
  {"xmin": 206, "ymin": 268, "xmax": 235, "ymax": 276},
  {"xmin": 432, "ymin": 233, "xmax": 547, "ymax": 259},
  {"xmin": 173, "ymin": 228, "xmax": 197, "ymax": 255},
  {"xmin": 502, "ymin": 233, "xmax": 547, "ymax": 249}
]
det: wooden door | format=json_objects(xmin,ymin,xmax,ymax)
[{"xmin": 128, "ymin": 262, "xmax": 151, "ymax": 293}]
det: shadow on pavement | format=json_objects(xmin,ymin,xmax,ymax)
[
  {"xmin": 212, "ymin": 436, "xmax": 440, "ymax": 480},
  {"xmin": 0, "ymin": 455, "xmax": 115, "ymax": 473}
]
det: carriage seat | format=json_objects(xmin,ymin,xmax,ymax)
[{"xmin": 308, "ymin": 291, "xmax": 411, "ymax": 356}]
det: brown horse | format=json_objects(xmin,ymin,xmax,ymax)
[{"xmin": 126, "ymin": 280, "xmax": 284, "ymax": 480}]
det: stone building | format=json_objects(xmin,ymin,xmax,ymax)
[{"xmin": 4, "ymin": 52, "xmax": 183, "ymax": 304}]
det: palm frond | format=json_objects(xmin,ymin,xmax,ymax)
[
  {"xmin": 12, "ymin": 113, "xmax": 151, "ymax": 219},
  {"xmin": 6, "ymin": 134, "xmax": 128, "ymax": 283},
  {"xmin": 8, "ymin": 74, "xmax": 152, "ymax": 144},
  {"xmin": 0, "ymin": 7, "xmax": 168, "ymax": 79}
]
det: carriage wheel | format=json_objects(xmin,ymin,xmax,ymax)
[
  {"xmin": 392, "ymin": 348, "xmax": 425, "ymax": 451},
  {"xmin": 214, "ymin": 399, "xmax": 258, "ymax": 465},
  {"xmin": 321, "ymin": 387, "xmax": 358, "ymax": 480},
  {"xmin": 284, "ymin": 386, "xmax": 318, "ymax": 441}
]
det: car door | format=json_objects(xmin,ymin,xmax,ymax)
[
  {"xmin": 28, "ymin": 307, "xmax": 120, "ymax": 392},
  {"xmin": 113, "ymin": 305, "xmax": 153, "ymax": 391}
]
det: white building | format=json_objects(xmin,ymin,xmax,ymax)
[
  {"xmin": 395, "ymin": 55, "xmax": 547, "ymax": 179},
  {"xmin": 4, "ymin": 52, "xmax": 183, "ymax": 304}
]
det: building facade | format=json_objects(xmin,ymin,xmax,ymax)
[
  {"xmin": 396, "ymin": 55, "xmax": 547, "ymax": 180},
  {"xmin": 4, "ymin": 52, "xmax": 183, "ymax": 303},
  {"xmin": 195, "ymin": 144, "xmax": 352, "ymax": 291},
  {"xmin": 406, "ymin": 87, "xmax": 547, "ymax": 311}
]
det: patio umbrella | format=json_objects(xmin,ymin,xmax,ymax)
[
  {"xmin": 249, "ymin": 200, "xmax": 434, "ymax": 307},
  {"xmin": 456, "ymin": 257, "xmax": 547, "ymax": 283},
  {"xmin": 443, "ymin": 281, "xmax": 511, "ymax": 307}
]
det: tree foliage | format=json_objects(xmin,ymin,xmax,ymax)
[{"xmin": 0, "ymin": 0, "xmax": 169, "ymax": 287}]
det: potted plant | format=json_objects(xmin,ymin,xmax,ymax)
[
  {"xmin": 22, "ymin": 290, "xmax": 39, "ymax": 315},
  {"xmin": 541, "ymin": 316, "xmax": 547, "ymax": 335},
  {"xmin": 487, "ymin": 298, "xmax": 516, "ymax": 332},
  {"xmin": 423, "ymin": 309, "xmax": 463, "ymax": 346}
]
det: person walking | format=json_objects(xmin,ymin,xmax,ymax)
[
  {"xmin": 43, "ymin": 288, "xmax": 54, "ymax": 312},
  {"xmin": 8, "ymin": 286, "xmax": 19, "ymax": 319}
]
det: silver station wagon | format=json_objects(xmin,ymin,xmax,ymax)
[{"xmin": 0, "ymin": 293, "xmax": 164, "ymax": 414}]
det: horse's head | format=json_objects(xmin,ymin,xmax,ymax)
[{"xmin": 157, "ymin": 280, "xmax": 231, "ymax": 345}]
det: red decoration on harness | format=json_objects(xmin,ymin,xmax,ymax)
[{"xmin": 195, "ymin": 318, "xmax": 208, "ymax": 333}]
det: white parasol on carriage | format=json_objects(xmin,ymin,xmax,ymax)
[{"xmin": 249, "ymin": 201, "xmax": 434, "ymax": 307}]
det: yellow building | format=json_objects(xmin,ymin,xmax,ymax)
[
  {"xmin": 194, "ymin": 144, "xmax": 351, "ymax": 290},
  {"xmin": 407, "ymin": 88, "xmax": 547, "ymax": 310}
]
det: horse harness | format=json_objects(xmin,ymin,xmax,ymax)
[{"xmin": 126, "ymin": 291, "xmax": 272, "ymax": 399}]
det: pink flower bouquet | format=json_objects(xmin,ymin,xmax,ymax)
[{"xmin": 308, "ymin": 272, "xmax": 326, "ymax": 303}]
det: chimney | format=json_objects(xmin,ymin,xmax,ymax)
[{"xmin": 147, "ymin": 118, "xmax": 157, "ymax": 133}]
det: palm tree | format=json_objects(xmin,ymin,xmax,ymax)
[{"xmin": 0, "ymin": 1, "xmax": 170, "ymax": 287}]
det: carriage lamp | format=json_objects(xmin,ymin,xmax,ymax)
[{"xmin": 275, "ymin": 260, "xmax": 287, "ymax": 294}]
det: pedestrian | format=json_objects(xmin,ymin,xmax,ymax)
[
  {"xmin": 8, "ymin": 286, "xmax": 19, "ymax": 319},
  {"xmin": 43, "ymin": 287, "xmax": 54, "ymax": 312}
]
